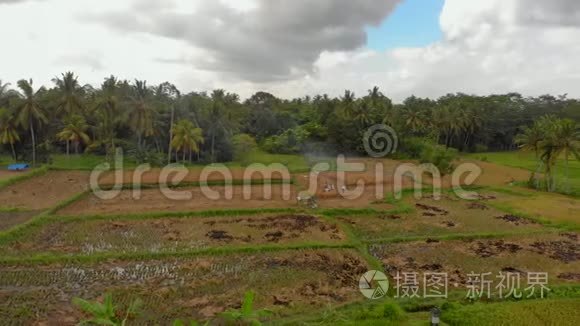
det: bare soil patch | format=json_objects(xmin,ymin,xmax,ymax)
[
  {"xmin": 0, "ymin": 171, "xmax": 89, "ymax": 210},
  {"xmin": 0, "ymin": 170, "xmax": 29, "ymax": 181},
  {"xmin": 0, "ymin": 249, "xmax": 368, "ymax": 324},
  {"xmin": 98, "ymin": 167, "xmax": 291, "ymax": 186},
  {"xmin": 59, "ymin": 183, "xmax": 392, "ymax": 216}
]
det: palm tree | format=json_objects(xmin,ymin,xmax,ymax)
[
  {"xmin": 341, "ymin": 90, "xmax": 356, "ymax": 118},
  {"xmin": 515, "ymin": 121, "xmax": 545, "ymax": 185},
  {"xmin": 16, "ymin": 79, "xmax": 47, "ymax": 166},
  {"xmin": 551, "ymin": 119, "xmax": 580, "ymax": 191},
  {"xmin": 401, "ymin": 107, "xmax": 426, "ymax": 133},
  {"xmin": 170, "ymin": 119, "xmax": 204, "ymax": 162},
  {"xmin": 57, "ymin": 114, "xmax": 91, "ymax": 155},
  {"xmin": 52, "ymin": 72, "xmax": 85, "ymax": 117},
  {"xmin": 0, "ymin": 80, "xmax": 13, "ymax": 107},
  {"xmin": 209, "ymin": 89, "xmax": 227, "ymax": 161},
  {"xmin": 0, "ymin": 108, "xmax": 21, "ymax": 160},
  {"xmin": 515, "ymin": 122, "xmax": 544, "ymax": 159},
  {"xmin": 128, "ymin": 80, "xmax": 154, "ymax": 150},
  {"xmin": 94, "ymin": 76, "xmax": 121, "ymax": 157}
]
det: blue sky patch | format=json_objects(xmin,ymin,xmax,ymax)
[{"xmin": 366, "ymin": 0, "xmax": 444, "ymax": 51}]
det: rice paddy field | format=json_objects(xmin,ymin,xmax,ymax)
[{"xmin": 0, "ymin": 154, "xmax": 578, "ymax": 325}]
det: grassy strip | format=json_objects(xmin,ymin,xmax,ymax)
[
  {"xmin": 51, "ymin": 207, "xmax": 300, "ymax": 223},
  {"xmin": 0, "ymin": 166, "xmax": 49, "ymax": 190},
  {"xmin": 487, "ymin": 201, "xmax": 580, "ymax": 231},
  {"xmin": 0, "ymin": 242, "xmax": 356, "ymax": 266},
  {"xmin": 0, "ymin": 207, "xmax": 35, "ymax": 213},
  {"xmin": 485, "ymin": 185, "xmax": 537, "ymax": 198},
  {"xmin": 319, "ymin": 204, "xmax": 414, "ymax": 217},
  {"xmin": 43, "ymin": 190, "xmax": 91, "ymax": 216},
  {"xmin": 363, "ymin": 229, "xmax": 560, "ymax": 245}
]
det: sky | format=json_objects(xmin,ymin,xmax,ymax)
[{"xmin": 1, "ymin": 0, "xmax": 580, "ymax": 102}]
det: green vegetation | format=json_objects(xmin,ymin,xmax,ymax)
[
  {"xmin": 220, "ymin": 291, "xmax": 272, "ymax": 325},
  {"xmin": 467, "ymin": 151, "xmax": 580, "ymax": 196},
  {"xmin": 442, "ymin": 299, "xmax": 580, "ymax": 326},
  {"xmin": 73, "ymin": 293, "xmax": 143, "ymax": 326}
]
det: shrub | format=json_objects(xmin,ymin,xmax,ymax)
[
  {"xmin": 232, "ymin": 134, "xmax": 258, "ymax": 163},
  {"xmin": 420, "ymin": 144, "xmax": 458, "ymax": 175},
  {"xmin": 474, "ymin": 144, "xmax": 489, "ymax": 153}
]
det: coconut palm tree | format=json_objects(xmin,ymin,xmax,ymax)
[
  {"xmin": 128, "ymin": 80, "xmax": 154, "ymax": 150},
  {"xmin": 93, "ymin": 76, "xmax": 121, "ymax": 157},
  {"xmin": 0, "ymin": 80, "xmax": 14, "ymax": 107},
  {"xmin": 16, "ymin": 79, "xmax": 47, "ymax": 166},
  {"xmin": 551, "ymin": 119, "xmax": 580, "ymax": 191},
  {"xmin": 52, "ymin": 71, "xmax": 85, "ymax": 117},
  {"xmin": 341, "ymin": 90, "xmax": 356, "ymax": 118},
  {"xmin": 515, "ymin": 122, "xmax": 544, "ymax": 159},
  {"xmin": 401, "ymin": 107, "xmax": 426, "ymax": 133},
  {"xmin": 170, "ymin": 119, "xmax": 204, "ymax": 162},
  {"xmin": 57, "ymin": 114, "xmax": 91, "ymax": 155},
  {"xmin": 0, "ymin": 108, "xmax": 21, "ymax": 160}
]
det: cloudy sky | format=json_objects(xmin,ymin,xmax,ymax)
[{"xmin": 1, "ymin": 0, "xmax": 580, "ymax": 102}]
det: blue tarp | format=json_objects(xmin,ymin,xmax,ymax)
[{"xmin": 7, "ymin": 163, "xmax": 29, "ymax": 171}]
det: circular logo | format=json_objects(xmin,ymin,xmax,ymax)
[
  {"xmin": 359, "ymin": 270, "xmax": 389, "ymax": 299},
  {"xmin": 363, "ymin": 124, "xmax": 398, "ymax": 158}
]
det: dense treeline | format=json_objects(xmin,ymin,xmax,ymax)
[{"xmin": 0, "ymin": 73, "xmax": 578, "ymax": 166}]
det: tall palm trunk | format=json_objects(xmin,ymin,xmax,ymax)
[
  {"xmin": 137, "ymin": 132, "xmax": 142, "ymax": 151},
  {"xmin": 182, "ymin": 149, "xmax": 186, "ymax": 162},
  {"xmin": 29, "ymin": 120, "xmax": 36, "ymax": 167},
  {"xmin": 10, "ymin": 142, "xmax": 16, "ymax": 162},
  {"xmin": 66, "ymin": 140, "xmax": 70, "ymax": 156},
  {"xmin": 564, "ymin": 153, "xmax": 570, "ymax": 192},
  {"xmin": 167, "ymin": 105, "xmax": 175, "ymax": 163},
  {"xmin": 211, "ymin": 132, "xmax": 216, "ymax": 162}
]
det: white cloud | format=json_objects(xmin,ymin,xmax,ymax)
[{"xmin": 1, "ymin": 0, "xmax": 580, "ymax": 102}]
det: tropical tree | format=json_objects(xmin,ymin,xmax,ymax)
[
  {"xmin": 93, "ymin": 76, "xmax": 122, "ymax": 158},
  {"xmin": 515, "ymin": 122, "xmax": 544, "ymax": 159},
  {"xmin": 128, "ymin": 80, "xmax": 154, "ymax": 150},
  {"xmin": 0, "ymin": 80, "xmax": 15, "ymax": 107},
  {"xmin": 0, "ymin": 108, "xmax": 20, "ymax": 160},
  {"xmin": 53, "ymin": 71, "xmax": 85, "ymax": 117},
  {"xmin": 56, "ymin": 114, "xmax": 91, "ymax": 155},
  {"xmin": 550, "ymin": 119, "xmax": 580, "ymax": 191},
  {"xmin": 16, "ymin": 79, "xmax": 47, "ymax": 166},
  {"xmin": 170, "ymin": 119, "xmax": 204, "ymax": 162}
]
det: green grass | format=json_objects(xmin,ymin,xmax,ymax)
[
  {"xmin": 466, "ymin": 151, "xmax": 580, "ymax": 196},
  {"xmin": 441, "ymin": 298, "xmax": 580, "ymax": 326}
]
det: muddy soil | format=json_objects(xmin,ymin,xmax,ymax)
[
  {"xmin": 470, "ymin": 240, "xmax": 523, "ymax": 258},
  {"xmin": 0, "ymin": 211, "xmax": 40, "ymax": 231},
  {"xmin": 5, "ymin": 215, "xmax": 346, "ymax": 256},
  {"xmin": 59, "ymin": 182, "xmax": 393, "ymax": 215},
  {"xmin": 529, "ymin": 241, "xmax": 579, "ymax": 263},
  {"xmin": 467, "ymin": 202, "xmax": 489, "ymax": 210},
  {"xmin": 0, "ymin": 171, "xmax": 89, "ymax": 210},
  {"xmin": 98, "ymin": 167, "xmax": 291, "ymax": 186},
  {"xmin": 495, "ymin": 214, "xmax": 535, "ymax": 226}
]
